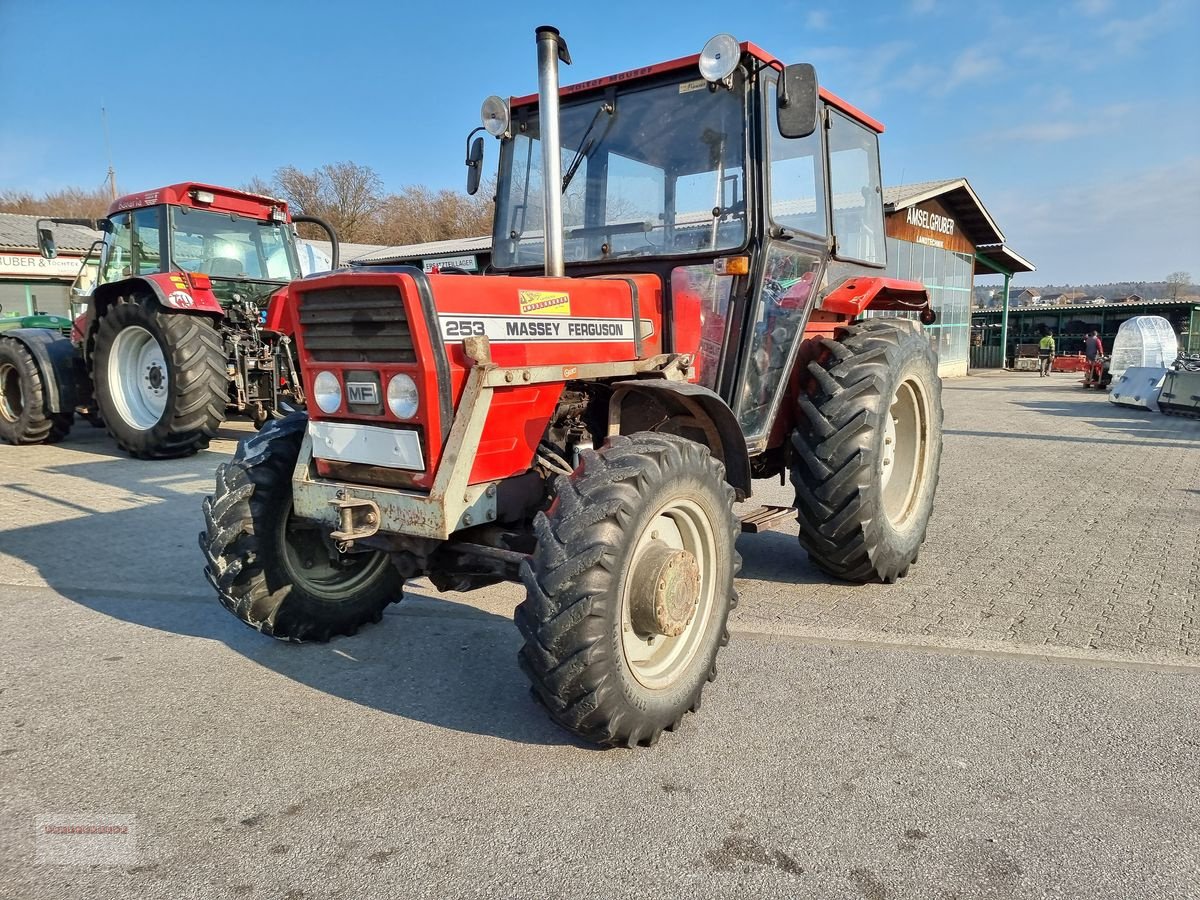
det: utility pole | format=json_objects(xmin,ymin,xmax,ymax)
[{"xmin": 101, "ymin": 107, "xmax": 117, "ymax": 201}]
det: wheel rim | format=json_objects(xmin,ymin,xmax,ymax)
[
  {"xmin": 277, "ymin": 506, "xmax": 392, "ymax": 600},
  {"xmin": 107, "ymin": 325, "xmax": 168, "ymax": 431},
  {"xmin": 880, "ymin": 376, "xmax": 931, "ymax": 530},
  {"xmin": 0, "ymin": 362, "xmax": 22, "ymax": 423},
  {"xmin": 620, "ymin": 497, "xmax": 718, "ymax": 691}
]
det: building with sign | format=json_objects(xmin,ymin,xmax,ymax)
[
  {"xmin": 0, "ymin": 213, "xmax": 101, "ymax": 319},
  {"xmin": 881, "ymin": 179, "xmax": 1034, "ymax": 377}
]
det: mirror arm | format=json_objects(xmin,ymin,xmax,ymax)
[
  {"xmin": 764, "ymin": 59, "xmax": 788, "ymax": 106},
  {"xmin": 464, "ymin": 126, "xmax": 486, "ymax": 169}
]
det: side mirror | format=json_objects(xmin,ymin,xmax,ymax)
[
  {"xmin": 777, "ymin": 63, "xmax": 819, "ymax": 139},
  {"xmin": 466, "ymin": 136, "xmax": 485, "ymax": 196},
  {"xmin": 37, "ymin": 226, "xmax": 58, "ymax": 259}
]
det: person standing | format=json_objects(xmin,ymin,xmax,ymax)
[
  {"xmin": 1038, "ymin": 330, "xmax": 1056, "ymax": 377},
  {"xmin": 1083, "ymin": 329, "xmax": 1104, "ymax": 385}
]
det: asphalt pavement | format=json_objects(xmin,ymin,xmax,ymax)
[{"xmin": 1, "ymin": 372, "xmax": 1198, "ymax": 899}]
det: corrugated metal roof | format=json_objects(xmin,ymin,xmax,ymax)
[
  {"xmin": 304, "ymin": 240, "xmax": 392, "ymax": 265},
  {"xmin": 354, "ymin": 234, "xmax": 494, "ymax": 264},
  {"xmin": 972, "ymin": 298, "xmax": 1197, "ymax": 315},
  {"xmin": 0, "ymin": 212, "xmax": 102, "ymax": 253}
]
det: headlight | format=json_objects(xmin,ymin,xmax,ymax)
[
  {"xmin": 699, "ymin": 34, "xmax": 740, "ymax": 83},
  {"xmin": 481, "ymin": 95, "xmax": 510, "ymax": 137},
  {"xmin": 387, "ymin": 374, "xmax": 419, "ymax": 419},
  {"xmin": 313, "ymin": 371, "xmax": 341, "ymax": 414}
]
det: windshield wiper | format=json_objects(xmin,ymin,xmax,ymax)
[{"xmin": 562, "ymin": 101, "xmax": 614, "ymax": 193}]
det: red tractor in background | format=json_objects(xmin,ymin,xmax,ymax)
[
  {"xmin": 202, "ymin": 28, "xmax": 944, "ymax": 747},
  {"xmin": 0, "ymin": 184, "xmax": 337, "ymax": 457}
]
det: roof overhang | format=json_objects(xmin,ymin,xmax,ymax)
[
  {"xmin": 974, "ymin": 242, "xmax": 1036, "ymax": 276},
  {"xmin": 885, "ymin": 178, "xmax": 1005, "ymax": 247}
]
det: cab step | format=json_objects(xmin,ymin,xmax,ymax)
[{"xmin": 739, "ymin": 505, "xmax": 795, "ymax": 533}]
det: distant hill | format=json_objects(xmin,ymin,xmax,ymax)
[{"xmin": 973, "ymin": 280, "xmax": 1198, "ymax": 308}]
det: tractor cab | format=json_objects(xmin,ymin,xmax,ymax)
[
  {"xmin": 472, "ymin": 34, "xmax": 927, "ymax": 451},
  {"xmin": 39, "ymin": 184, "xmax": 304, "ymax": 314}
]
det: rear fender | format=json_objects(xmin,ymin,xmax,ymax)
[
  {"xmin": 821, "ymin": 276, "xmax": 930, "ymax": 318},
  {"xmin": 2, "ymin": 328, "xmax": 84, "ymax": 414},
  {"xmin": 92, "ymin": 274, "xmax": 224, "ymax": 317},
  {"xmin": 608, "ymin": 379, "xmax": 751, "ymax": 500}
]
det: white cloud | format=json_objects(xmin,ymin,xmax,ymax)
[
  {"xmin": 899, "ymin": 45, "xmax": 1001, "ymax": 96},
  {"xmin": 806, "ymin": 9, "xmax": 830, "ymax": 29},
  {"xmin": 1098, "ymin": 0, "xmax": 1184, "ymax": 55},
  {"xmin": 805, "ymin": 40, "xmax": 913, "ymax": 109},
  {"xmin": 986, "ymin": 157, "xmax": 1200, "ymax": 283},
  {"xmin": 990, "ymin": 102, "xmax": 1135, "ymax": 143}
]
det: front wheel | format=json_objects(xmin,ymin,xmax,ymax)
[
  {"xmin": 516, "ymin": 433, "xmax": 739, "ymax": 748},
  {"xmin": 0, "ymin": 337, "xmax": 72, "ymax": 446},
  {"xmin": 93, "ymin": 295, "xmax": 227, "ymax": 458},
  {"xmin": 200, "ymin": 413, "xmax": 403, "ymax": 641},
  {"xmin": 790, "ymin": 319, "xmax": 943, "ymax": 583}
]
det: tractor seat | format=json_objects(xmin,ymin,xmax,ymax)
[{"xmin": 206, "ymin": 257, "xmax": 244, "ymax": 277}]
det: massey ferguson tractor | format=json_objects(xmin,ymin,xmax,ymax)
[
  {"xmin": 201, "ymin": 28, "xmax": 944, "ymax": 747},
  {"xmin": 0, "ymin": 184, "xmax": 337, "ymax": 457}
]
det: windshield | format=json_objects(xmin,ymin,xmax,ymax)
[
  {"xmin": 169, "ymin": 207, "xmax": 297, "ymax": 281},
  {"xmin": 494, "ymin": 72, "xmax": 747, "ymax": 268}
]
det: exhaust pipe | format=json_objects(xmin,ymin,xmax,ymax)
[{"xmin": 535, "ymin": 25, "xmax": 571, "ymax": 278}]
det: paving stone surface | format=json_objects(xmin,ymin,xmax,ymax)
[{"xmin": 733, "ymin": 371, "xmax": 1200, "ymax": 658}]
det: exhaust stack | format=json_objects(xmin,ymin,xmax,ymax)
[{"xmin": 535, "ymin": 25, "xmax": 571, "ymax": 278}]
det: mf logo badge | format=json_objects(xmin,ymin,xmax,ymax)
[
  {"xmin": 347, "ymin": 382, "xmax": 379, "ymax": 405},
  {"xmin": 518, "ymin": 289, "xmax": 571, "ymax": 316}
]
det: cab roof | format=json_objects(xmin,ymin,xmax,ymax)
[
  {"xmin": 107, "ymin": 182, "xmax": 289, "ymax": 221},
  {"xmin": 510, "ymin": 40, "xmax": 884, "ymax": 133}
]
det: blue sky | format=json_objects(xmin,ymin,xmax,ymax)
[{"xmin": 1, "ymin": 0, "xmax": 1197, "ymax": 285}]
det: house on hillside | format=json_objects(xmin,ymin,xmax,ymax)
[{"xmin": 1009, "ymin": 287, "xmax": 1041, "ymax": 306}]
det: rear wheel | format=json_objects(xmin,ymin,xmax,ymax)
[
  {"xmin": 516, "ymin": 433, "xmax": 739, "ymax": 748},
  {"xmin": 200, "ymin": 413, "xmax": 403, "ymax": 641},
  {"xmin": 790, "ymin": 319, "xmax": 942, "ymax": 583},
  {"xmin": 93, "ymin": 295, "xmax": 226, "ymax": 458},
  {"xmin": 0, "ymin": 337, "xmax": 72, "ymax": 445}
]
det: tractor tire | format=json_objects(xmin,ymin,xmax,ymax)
[
  {"xmin": 790, "ymin": 318, "xmax": 943, "ymax": 583},
  {"xmin": 516, "ymin": 432, "xmax": 739, "ymax": 748},
  {"xmin": 200, "ymin": 413, "xmax": 403, "ymax": 641},
  {"xmin": 0, "ymin": 336, "xmax": 72, "ymax": 445},
  {"xmin": 93, "ymin": 295, "xmax": 226, "ymax": 459}
]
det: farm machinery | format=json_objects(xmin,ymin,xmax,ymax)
[
  {"xmin": 0, "ymin": 184, "xmax": 337, "ymax": 456},
  {"xmin": 201, "ymin": 28, "xmax": 944, "ymax": 746}
]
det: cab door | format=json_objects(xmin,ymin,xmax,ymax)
[{"xmin": 735, "ymin": 78, "xmax": 830, "ymax": 446}]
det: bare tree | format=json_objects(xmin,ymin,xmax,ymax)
[
  {"xmin": 0, "ymin": 185, "xmax": 112, "ymax": 220},
  {"xmin": 270, "ymin": 162, "xmax": 384, "ymax": 242},
  {"xmin": 1166, "ymin": 271, "xmax": 1193, "ymax": 300}
]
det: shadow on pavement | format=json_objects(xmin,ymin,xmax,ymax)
[
  {"xmin": 736, "ymin": 529, "xmax": 828, "ymax": 586},
  {"xmin": 3, "ymin": 450, "xmax": 583, "ymax": 748}
]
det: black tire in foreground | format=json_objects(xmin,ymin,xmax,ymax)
[
  {"xmin": 516, "ymin": 432, "xmax": 740, "ymax": 748},
  {"xmin": 200, "ymin": 413, "xmax": 403, "ymax": 641},
  {"xmin": 93, "ymin": 295, "xmax": 227, "ymax": 458},
  {"xmin": 0, "ymin": 336, "xmax": 72, "ymax": 445},
  {"xmin": 790, "ymin": 318, "xmax": 943, "ymax": 584}
]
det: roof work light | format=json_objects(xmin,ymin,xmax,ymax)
[{"xmin": 699, "ymin": 34, "xmax": 740, "ymax": 84}]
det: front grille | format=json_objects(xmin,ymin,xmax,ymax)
[{"xmin": 298, "ymin": 285, "xmax": 415, "ymax": 363}]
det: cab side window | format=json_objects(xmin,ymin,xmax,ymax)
[
  {"xmin": 766, "ymin": 81, "xmax": 827, "ymax": 237},
  {"xmin": 827, "ymin": 110, "xmax": 885, "ymax": 265},
  {"xmin": 102, "ymin": 212, "xmax": 133, "ymax": 283},
  {"xmin": 132, "ymin": 207, "xmax": 163, "ymax": 275}
]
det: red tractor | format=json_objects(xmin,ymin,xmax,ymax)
[
  {"xmin": 0, "ymin": 184, "xmax": 337, "ymax": 457},
  {"xmin": 201, "ymin": 29, "xmax": 943, "ymax": 747}
]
